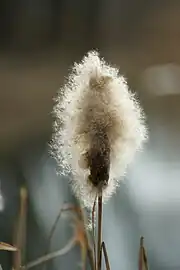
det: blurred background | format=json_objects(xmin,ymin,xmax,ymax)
[{"xmin": 0, "ymin": 0, "xmax": 180, "ymax": 269}]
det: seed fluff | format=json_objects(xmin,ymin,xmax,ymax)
[{"xmin": 51, "ymin": 50, "xmax": 148, "ymax": 208}]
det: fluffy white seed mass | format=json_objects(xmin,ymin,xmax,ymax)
[{"xmin": 51, "ymin": 51, "xmax": 148, "ymax": 208}]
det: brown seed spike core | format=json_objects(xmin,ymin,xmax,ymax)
[{"xmin": 87, "ymin": 131, "xmax": 110, "ymax": 190}]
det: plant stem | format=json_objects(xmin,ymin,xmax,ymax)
[
  {"xmin": 92, "ymin": 195, "xmax": 97, "ymax": 270},
  {"xmin": 97, "ymin": 192, "xmax": 102, "ymax": 270},
  {"xmin": 139, "ymin": 236, "xmax": 149, "ymax": 270},
  {"xmin": 101, "ymin": 242, "xmax": 110, "ymax": 270},
  {"xmin": 13, "ymin": 186, "xmax": 27, "ymax": 270},
  {"xmin": 43, "ymin": 206, "xmax": 63, "ymax": 270}
]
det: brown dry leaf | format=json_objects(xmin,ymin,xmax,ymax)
[{"xmin": 0, "ymin": 242, "xmax": 17, "ymax": 251}]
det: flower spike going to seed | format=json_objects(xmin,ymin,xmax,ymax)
[{"xmin": 51, "ymin": 50, "xmax": 148, "ymax": 208}]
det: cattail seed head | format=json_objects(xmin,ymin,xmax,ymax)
[{"xmin": 51, "ymin": 50, "xmax": 148, "ymax": 208}]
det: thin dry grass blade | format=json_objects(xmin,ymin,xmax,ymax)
[
  {"xmin": 13, "ymin": 186, "xmax": 28, "ymax": 270},
  {"xmin": 22, "ymin": 202, "xmax": 95, "ymax": 270},
  {"xmin": 62, "ymin": 203, "xmax": 95, "ymax": 270},
  {"xmin": 43, "ymin": 206, "xmax": 63, "ymax": 270},
  {"xmin": 23, "ymin": 237, "xmax": 76, "ymax": 269},
  {"xmin": 0, "ymin": 242, "xmax": 17, "ymax": 251},
  {"xmin": 47, "ymin": 208, "xmax": 63, "ymax": 245},
  {"xmin": 24, "ymin": 203, "xmax": 92, "ymax": 270},
  {"xmin": 87, "ymin": 241, "xmax": 95, "ymax": 270},
  {"xmin": 65, "ymin": 208, "xmax": 88, "ymax": 269},
  {"xmin": 138, "ymin": 237, "xmax": 149, "ymax": 270},
  {"xmin": 97, "ymin": 193, "xmax": 102, "ymax": 270},
  {"xmin": 101, "ymin": 242, "xmax": 110, "ymax": 270}
]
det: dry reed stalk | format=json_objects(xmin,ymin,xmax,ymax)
[
  {"xmin": 97, "ymin": 193, "xmax": 102, "ymax": 270},
  {"xmin": 101, "ymin": 242, "xmax": 110, "ymax": 270},
  {"xmin": 139, "ymin": 237, "xmax": 149, "ymax": 270},
  {"xmin": 13, "ymin": 186, "xmax": 28, "ymax": 270}
]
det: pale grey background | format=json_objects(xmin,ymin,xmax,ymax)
[{"xmin": 0, "ymin": 1, "xmax": 180, "ymax": 269}]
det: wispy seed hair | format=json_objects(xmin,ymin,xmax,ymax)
[{"xmin": 51, "ymin": 50, "xmax": 148, "ymax": 208}]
